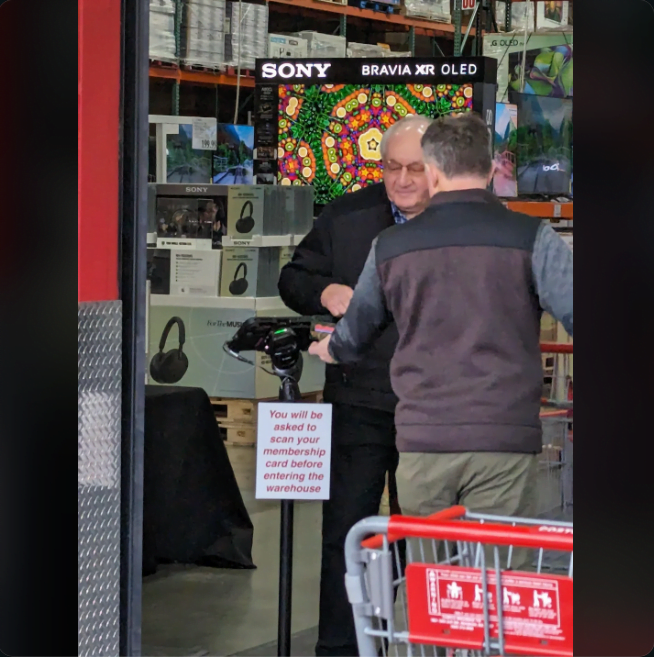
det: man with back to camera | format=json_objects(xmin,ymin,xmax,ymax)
[
  {"xmin": 309, "ymin": 113, "xmax": 573, "ymax": 570},
  {"xmin": 278, "ymin": 115, "xmax": 432, "ymax": 657}
]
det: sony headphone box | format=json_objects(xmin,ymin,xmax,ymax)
[
  {"xmin": 147, "ymin": 300, "xmax": 326, "ymax": 398},
  {"xmin": 226, "ymin": 186, "xmax": 265, "ymax": 239},
  {"xmin": 148, "ymin": 248, "xmax": 222, "ymax": 297},
  {"xmin": 219, "ymin": 246, "xmax": 283, "ymax": 298},
  {"xmin": 150, "ymin": 183, "xmax": 230, "ymax": 250}
]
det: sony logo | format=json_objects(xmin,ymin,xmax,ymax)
[
  {"xmin": 261, "ymin": 62, "xmax": 332, "ymax": 79},
  {"xmin": 185, "ymin": 186, "xmax": 208, "ymax": 193}
]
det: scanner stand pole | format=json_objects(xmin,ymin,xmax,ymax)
[{"xmin": 275, "ymin": 358, "xmax": 302, "ymax": 657}]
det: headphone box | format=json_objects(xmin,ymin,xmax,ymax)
[
  {"xmin": 226, "ymin": 185, "xmax": 265, "ymax": 239},
  {"xmin": 148, "ymin": 248, "xmax": 222, "ymax": 297},
  {"xmin": 147, "ymin": 298, "xmax": 326, "ymax": 397},
  {"xmin": 220, "ymin": 246, "xmax": 286, "ymax": 298},
  {"xmin": 150, "ymin": 184, "xmax": 230, "ymax": 250}
]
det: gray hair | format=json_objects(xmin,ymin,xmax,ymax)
[
  {"xmin": 420, "ymin": 113, "xmax": 493, "ymax": 178},
  {"xmin": 380, "ymin": 114, "xmax": 433, "ymax": 160}
]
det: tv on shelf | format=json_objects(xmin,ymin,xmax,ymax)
[
  {"xmin": 254, "ymin": 58, "xmax": 498, "ymax": 206},
  {"xmin": 512, "ymin": 93, "xmax": 573, "ymax": 197}
]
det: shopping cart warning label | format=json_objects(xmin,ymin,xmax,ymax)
[{"xmin": 406, "ymin": 564, "xmax": 573, "ymax": 656}]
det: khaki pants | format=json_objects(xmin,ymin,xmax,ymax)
[{"xmin": 396, "ymin": 452, "xmax": 538, "ymax": 571}]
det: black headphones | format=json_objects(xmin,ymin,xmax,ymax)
[
  {"xmin": 235, "ymin": 200, "xmax": 255, "ymax": 234},
  {"xmin": 228, "ymin": 262, "xmax": 249, "ymax": 296},
  {"xmin": 149, "ymin": 317, "xmax": 189, "ymax": 384}
]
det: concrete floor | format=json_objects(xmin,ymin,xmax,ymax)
[
  {"xmin": 142, "ymin": 444, "xmax": 323, "ymax": 657},
  {"xmin": 141, "ymin": 436, "xmax": 572, "ymax": 656}
]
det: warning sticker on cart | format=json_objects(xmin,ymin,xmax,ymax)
[{"xmin": 406, "ymin": 564, "xmax": 573, "ymax": 655}]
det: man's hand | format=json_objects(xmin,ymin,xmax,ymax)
[
  {"xmin": 308, "ymin": 335, "xmax": 336, "ymax": 364},
  {"xmin": 320, "ymin": 284, "xmax": 353, "ymax": 318}
]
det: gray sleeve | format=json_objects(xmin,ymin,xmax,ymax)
[
  {"xmin": 328, "ymin": 237, "xmax": 392, "ymax": 364},
  {"xmin": 532, "ymin": 223, "xmax": 573, "ymax": 337}
]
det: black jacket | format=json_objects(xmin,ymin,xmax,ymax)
[{"xmin": 278, "ymin": 183, "xmax": 398, "ymax": 413}]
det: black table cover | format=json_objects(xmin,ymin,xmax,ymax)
[{"xmin": 143, "ymin": 385, "xmax": 255, "ymax": 575}]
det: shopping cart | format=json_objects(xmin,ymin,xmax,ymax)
[
  {"xmin": 345, "ymin": 507, "xmax": 573, "ymax": 657},
  {"xmin": 538, "ymin": 343, "xmax": 573, "ymax": 520}
]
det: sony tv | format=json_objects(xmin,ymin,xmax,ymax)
[
  {"xmin": 254, "ymin": 58, "xmax": 498, "ymax": 207},
  {"xmin": 512, "ymin": 93, "xmax": 573, "ymax": 196}
]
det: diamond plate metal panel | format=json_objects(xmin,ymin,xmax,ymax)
[{"xmin": 78, "ymin": 301, "xmax": 122, "ymax": 657}]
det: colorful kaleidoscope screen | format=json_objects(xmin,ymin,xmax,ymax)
[{"xmin": 277, "ymin": 83, "xmax": 474, "ymax": 204}]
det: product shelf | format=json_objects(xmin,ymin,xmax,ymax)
[
  {"xmin": 503, "ymin": 201, "xmax": 573, "ymax": 219},
  {"xmin": 149, "ymin": 63, "xmax": 256, "ymax": 88},
  {"xmin": 266, "ymin": 0, "xmax": 475, "ymax": 37}
]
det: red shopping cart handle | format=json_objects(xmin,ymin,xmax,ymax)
[
  {"xmin": 540, "ymin": 342, "xmax": 573, "ymax": 354},
  {"xmin": 361, "ymin": 506, "xmax": 467, "ymax": 549},
  {"xmin": 387, "ymin": 515, "xmax": 573, "ymax": 552}
]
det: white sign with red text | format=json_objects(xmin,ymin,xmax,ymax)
[{"xmin": 255, "ymin": 402, "xmax": 332, "ymax": 500}]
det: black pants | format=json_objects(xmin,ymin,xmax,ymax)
[{"xmin": 316, "ymin": 404, "xmax": 400, "ymax": 657}]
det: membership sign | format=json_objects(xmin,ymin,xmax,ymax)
[{"xmin": 256, "ymin": 402, "xmax": 333, "ymax": 500}]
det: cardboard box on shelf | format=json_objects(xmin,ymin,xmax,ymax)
[
  {"xmin": 148, "ymin": 248, "xmax": 223, "ymax": 297},
  {"xmin": 268, "ymin": 33, "xmax": 308, "ymax": 58},
  {"xmin": 495, "ymin": 1, "xmax": 536, "ymax": 31},
  {"xmin": 226, "ymin": 186, "xmax": 265, "ymax": 239},
  {"xmin": 219, "ymin": 246, "xmax": 288, "ymax": 298},
  {"xmin": 293, "ymin": 31, "xmax": 347, "ymax": 58},
  {"xmin": 482, "ymin": 31, "xmax": 573, "ymax": 102},
  {"xmin": 535, "ymin": 1, "xmax": 570, "ymax": 30}
]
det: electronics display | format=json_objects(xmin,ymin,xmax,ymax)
[
  {"xmin": 149, "ymin": 316, "xmax": 189, "ymax": 384},
  {"xmin": 509, "ymin": 44, "xmax": 573, "ymax": 98},
  {"xmin": 212, "ymin": 123, "xmax": 254, "ymax": 184},
  {"xmin": 492, "ymin": 103, "xmax": 518, "ymax": 198},
  {"xmin": 255, "ymin": 57, "xmax": 498, "ymax": 206},
  {"xmin": 513, "ymin": 94, "xmax": 573, "ymax": 196},
  {"xmin": 277, "ymin": 83, "xmax": 474, "ymax": 204}
]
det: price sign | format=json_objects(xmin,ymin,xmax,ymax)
[
  {"xmin": 191, "ymin": 117, "xmax": 217, "ymax": 150},
  {"xmin": 462, "ymin": 0, "xmax": 476, "ymax": 10}
]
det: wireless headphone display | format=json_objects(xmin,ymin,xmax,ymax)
[
  {"xmin": 235, "ymin": 200, "xmax": 255, "ymax": 234},
  {"xmin": 149, "ymin": 316, "xmax": 189, "ymax": 384},
  {"xmin": 229, "ymin": 262, "xmax": 249, "ymax": 296}
]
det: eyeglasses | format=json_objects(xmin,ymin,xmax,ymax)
[{"xmin": 383, "ymin": 160, "xmax": 426, "ymax": 175}]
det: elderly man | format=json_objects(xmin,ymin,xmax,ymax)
[
  {"xmin": 278, "ymin": 114, "xmax": 431, "ymax": 657},
  {"xmin": 309, "ymin": 113, "xmax": 573, "ymax": 570}
]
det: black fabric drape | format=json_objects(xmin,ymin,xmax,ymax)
[{"xmin": 143, "ymin": 386, "xmax": 255, "ymax": 575}]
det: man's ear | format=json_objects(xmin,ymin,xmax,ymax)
[
  {"xmin": 425, "ymin": 162, "xmax": 440, "ymax": 192},
  {"xmin": 487, "ymin": 163, "xmax": 497, "ymax": 187}
]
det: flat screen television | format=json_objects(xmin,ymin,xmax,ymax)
[
  {"xmin": 254, "ymin": 58, "xmax": 498, "ymax": 207},
  {"xmin": 212, "ymin": 124, "xmax": 255, "ymax": 184},
  {"xmin": 492, "ymin": 102, "xmax": 518, "ymax": 198},
  {"xmin": 512, "ymin": 93, "xmax": 573, "ymax": 196}
]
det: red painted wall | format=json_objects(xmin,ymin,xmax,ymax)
[{"xmin": 78, "ymin": 0, "xmax": 121, "ymax": 302}]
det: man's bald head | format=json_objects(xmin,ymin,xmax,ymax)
[{"xmin": 381, "ymin": 115, "xmax": 432, "ymax": 219}]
